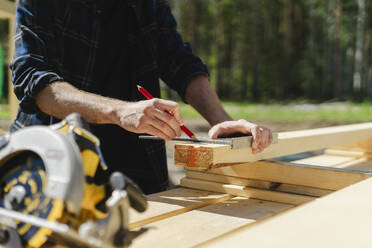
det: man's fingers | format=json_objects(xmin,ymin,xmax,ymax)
[
  {"xmin": 208, "ymin": 122, "xmax": 242, "ymax": 139},
  {"xmin": 148, "ymin": 117, "xmax": 176, "ymax": 140},
  {"xmin": 153, "ymin": 99, "xmax": 184, "ymax": 124},
  {"xmin": 208, "ymin": 120, "xmax": 273, "ymax": 154},
  {"xmin": 143, "ymin": 125, "xmax": 171, "ymax": 141},
  {"xmin": 151, "ymin": 107, "xmax": 181, "ymax": 137}
]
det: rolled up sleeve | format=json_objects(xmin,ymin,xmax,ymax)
[
  {"xmin": 156, "ymin": 0, "xmax": 209, "ymax": 102},
  {"xmin": 10, "ymin": 0, "xmax": 63, "ymax": 114}
]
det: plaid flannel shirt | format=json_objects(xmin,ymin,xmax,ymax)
[
  {"xmin": 10, "ymin": 0, "xmax": 209, "ymax": 193},
  {"xmin": 11, "ymin": 0, "xmax": 208, "ymax": 117}
]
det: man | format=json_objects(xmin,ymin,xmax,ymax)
[{"xmin": 10, "ymin": 0, "xmax": 272, "ymax": 194}]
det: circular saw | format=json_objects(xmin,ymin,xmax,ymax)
[
  {"xmin": 0, "ymin": 152, "xmax": 64, "ymax": 247},
  {"xmin": 0, "ymin": 113, "xmax": 148, "ymax": 248}
]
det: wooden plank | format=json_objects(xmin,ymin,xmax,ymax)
[
  {"xmin": 0, "ymin": 9, "xmax": 12, "ymax": 18},
  {"xmin": 330, "ymin": 138, "xmax": 372, "ymax": 152},
  {"xmin": 9, "ymin": 15, "xmax": 17, "ymax": 121},
  {"xmin": 129, "ymin": 188, "xmax": 232, "ymax": 229},
  {"xmin": 291, "ymin": 154, "xmax": 358, "ymax": 167},
  {"xmin": 206, "ymin": 160, "xmax": 372, "ymax": 190},
  {"xmin": 131, "ymin": 197, "xmax": 293, "ymax": 248},
  {"xmin": 198, "ymin": 177, "xmax": 372, "ymax": 248},
  {"xmin": 0, "ymin": 0, "xmax": 15, "ymax": 19},
  {"xmin": 174, "ymin": 123, "xmax": 372, "ymax": 169},
  {"xmin": 0, "ymin": 0, "xmax": 18, "ymax": 121},
  {"xmin": 336, "ymin": 157, "xmax": 372, "ymax": 170},
  {"xmin": 186, "ymin": 170, "xmax": 332, "ymax": 197},
  {"xmin": 180, "ymin": 178, "xmax": 315, "ymax": 205},
  {"xmin": 324, "ymin": 149, "xmax": 366, "ymax": 157}
]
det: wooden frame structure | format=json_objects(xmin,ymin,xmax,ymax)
[
  {"xmin": 0, "ymin": 0, "xmax": 17, "ymax": 122},
  {"xmin": 128, "ymin": 123, "xmax": 372, "ymax": 248}
]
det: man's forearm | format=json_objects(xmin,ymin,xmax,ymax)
[
  {"xmin": 35, "ymin": 81, "xmax": 122, "ymax": 124},
  {"xmin": 185, "ymin": 76, "xmax": 232, "ymax": 126},
  {"xmin": 36, "ymin": 81, "xmax": 184, "ymax": 140}
]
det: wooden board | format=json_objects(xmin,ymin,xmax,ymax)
[
  {"xmin": 198, "ymin": 177, "xmax": 372, "ymax": 248},
  {"xmin": 129, "ymin": 188, "xmax": 232, "ymax": 229},
  {"xmin": 0, "ymin": 0, "xmax": 15, "ymax": 19},
  {"xmin": 324, "ymin": 148, "xmax": 366, "ymax": 157},
  {"xmin": 335, "ymin": 158, "xmax": 372, "ymax": 171},
  {"xmin": 9, "ymin": 15, "xmax": 17, "ymax": 121},
  {"xmin": 180, "ymin": 178, "xmax": 315, "ymax": 205},
  {"xmin": 290, "ymin": 154, "xmax": 358, "ymax": 167},
  {"xmin": 327, "ymin": 138, "xmax": 372, "ymax": 154},
  {"xmin": 174, "ymin": 123, "xmax": 372, "ymax": 169},
  {"xmin": 205, "ymin": 160, "xmax": 372, "ymax": 190},
  {"xmin": 0, "ymin": 0, "xmax": 18, "ymax": 121},
  {"xmin": 130, "ymin": 197, "xmax": 293, "ymax": 248},
  {"xmin": 186, "ymin": 170, "xmax": 332, "ymax": 197},
  {"xmin": 205, "ymin": 161, "xmax": 372, "ymax": 190}
]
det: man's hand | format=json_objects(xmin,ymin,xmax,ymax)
[
  {"xmin": 208, "ymin": 119, "xmax": 273, "ymax": 154},
  {"xmin": 115, "ymin": 98, "xmax": 183, "ymax": 140},
  {"xmin": 35, "ymin": 82, "xmax": 182, "ymax": 140}
]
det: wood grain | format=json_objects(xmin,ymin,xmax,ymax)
[
  {"xmin": 198, "ymin": 177, "xmax": 372, "ymax": 248},
  {"xmin": 186, "ymin": 170, "xmax": 332, "ymax": 197},
  {"xmin": 131, "ymin": 197, "xmax": 292, "ymax": 248},
  {"xmin": 206, "ymin": 160, "xmax": 372, "ymax": 190},
  {"xmin": 180, "ymin": 178, "xmax": 315, "ymax": 205},
  {"xmin": 174, "ymin": 123, "xmax": 372, "ymax": 168},
  {"xmin": 129, "ymin": 188, "xmax": 232, "ymax": 229}
]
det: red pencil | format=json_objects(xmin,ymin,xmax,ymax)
[{"xmin": 137, "ymin": 85, "xmax": 196, "ymax": 139}]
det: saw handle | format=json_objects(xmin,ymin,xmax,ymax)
[
  {"xmin": 110, "ymin": 172, "xmax": 148, "ymax": 213},
  {"xmin": 65, "ymin": 113, "xmax": 91, "ymax": 131}
]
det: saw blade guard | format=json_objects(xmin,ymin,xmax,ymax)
[{"xmin": 0, "ymin": 126, "xmax": 84, "ymax": 214}]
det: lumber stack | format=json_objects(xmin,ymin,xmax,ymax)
[
  {"xmin": 130, "ymin": 169, "xmax": 372, "ymax": 248},
  {"xmin": 175, "ymin": 122, "xmax": 372, "ymax": 205},
  {"xmin": 179, "ymin": 161, "xmax": 372, "ymax": 205},
  {"xmin": 126, "ymin": 123, "xmax": 372, "ymax": 248},
  {"xmin": 127, "ymin": 123, "xmax": 372, "ymax": 248}
]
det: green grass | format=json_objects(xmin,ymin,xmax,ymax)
[
  {"xmin": 178, "ymin": 101, "xmax": 372, "ymax": 123},
  {"xmin": 2, "ymin": 101, "xmax": 372, "ymax": 124}
]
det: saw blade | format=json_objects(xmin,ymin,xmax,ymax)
[{"xmin": 0, "ymin": 152, "xmax": 64, "ymax": 248}]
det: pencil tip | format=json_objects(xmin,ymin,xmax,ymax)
[{"xmin": 137, "ymin": 85, "xmax": 142, "ymax": 90}]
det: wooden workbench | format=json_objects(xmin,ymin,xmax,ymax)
[{"xmin": 128, "ymin": 134, "xmax": 372, "ymax": 248}]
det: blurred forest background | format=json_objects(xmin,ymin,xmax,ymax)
[
  {"xmin": 1, "ymin": 0, "xmax": 372, "ymax": 102},
  {"xmin": 1, "ymin": 0, "xmax": 372, "ymax": 131},
  {"xmin": 166, "ymin": 0, "xmax": 372, "ymax": 102}
]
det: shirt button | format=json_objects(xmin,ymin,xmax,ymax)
[{"xmin": 96, "ymin": 9, "xmax": 102, "ymax": 15}]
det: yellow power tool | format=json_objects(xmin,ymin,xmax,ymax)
[{"xmin": 0, "ymin": 113, "xmax": 148, "ymax": 248}]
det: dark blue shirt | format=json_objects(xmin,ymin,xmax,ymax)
[{"xmin": 10, "ymin": 0, "xmax": 209, "ymax": 194}]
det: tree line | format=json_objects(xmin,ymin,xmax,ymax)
[
  {"xmin": 168, "ymin": 0, "xmax": 372, "ymax": 102},
  {"xmin": 1, "ymin": 0, "xmax": 372, "ymax": 102}
]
